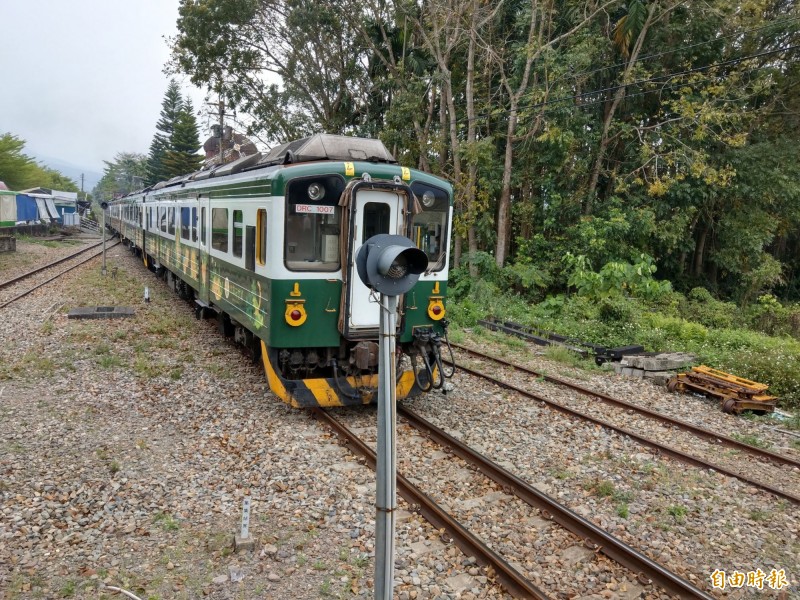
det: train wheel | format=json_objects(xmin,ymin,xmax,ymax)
[
  {"xmin": 722, "ymin": 398, "xmax": 738, "ymax": 414},
  {"xmin": 667, "ymin": 378, "xmax": 680, "ymax": 393}
]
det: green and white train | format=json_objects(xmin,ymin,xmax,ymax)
[{"xmin": 107, "ymin": 135, "xmax": 453, "ymax": 407}]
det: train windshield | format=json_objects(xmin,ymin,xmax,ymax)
[
  {"xmin": 285, "ymin": 207, "xmax": 341, "ymax": 271},
  {"xmin": 411, "ymin": 183, "xmax": 449, "ymax": 272}
]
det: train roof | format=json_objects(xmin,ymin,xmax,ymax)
[
  {"xmin": 149, "ymin": 134, "xmax": 397, "ymax": 191},
  {"xmin": 116, "ymin": 134, "xmax": 452, "ymax": 202}
]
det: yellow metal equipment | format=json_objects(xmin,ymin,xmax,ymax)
[{"xmin": 667, "ymin": 365, "xmax": 778, "ymax": 414}]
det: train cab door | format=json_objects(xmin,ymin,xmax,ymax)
[{"xmin": 344, "ymin": 187, "xmax": 406, "ymax": 337}]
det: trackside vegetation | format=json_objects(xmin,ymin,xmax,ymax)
[{"xmin": 449, "ymin": 252, "xmax": 800, "ymax": 410}]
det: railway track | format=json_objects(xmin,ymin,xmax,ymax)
[
  {"xmin": 451, "ymin": 344, "xmax": 800, "ymax": 505},
  {"xmin": 0, "ymin": 240, "xmax": 119, "ymax": 309},
  {"xmin": 314, "ymin": 407, "xmax": 714, "ymax": 599}
]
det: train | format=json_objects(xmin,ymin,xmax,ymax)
[{"xmin": 107, "ymin": 134, "xmax": 453, "ymax": 407}]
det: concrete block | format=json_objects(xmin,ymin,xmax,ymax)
[
  {"xmin": 643, "ymin": 371, "xmax": 674, "ymax": 385},
  {"xmin": 0, "ymin": 236, "xmax": 15, "ymax": 253},
  {"xmin": 234, "ymin": 535, "xmax": 256, "ymax": 552}
]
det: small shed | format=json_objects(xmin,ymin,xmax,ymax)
[{"xmin": 0, "ymin": 190, "xmax": 16, "ymax": 227}]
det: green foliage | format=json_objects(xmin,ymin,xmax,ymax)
[
  {"xmin": 93, "ymin": 152, "xmax": 148, "ymax": 201},
  {"xmin": 146, "ymin": 81, "xmax": 202, "ymax": 184},
  {"xmin": 564, "ymin": 253, "xmax": 672, "ymax": 301},
  {"xmin": 0, "ymin": 133, "xmax": 78, "ymax": 191}
]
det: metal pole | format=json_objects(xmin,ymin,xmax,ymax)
[
  {"xmin": 101, "ymin": 208, "xmax": 107, "ymax": 276},
  {"xmin": 374, "ymin": 293, "xmax": 398, "ymax": 600}
]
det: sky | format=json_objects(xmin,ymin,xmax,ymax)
[{"xmin": 0, "ymin": 0, "xmax": 208, "ymax": 190}]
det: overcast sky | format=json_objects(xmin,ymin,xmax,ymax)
[{"xmin": 0, "ymin": 0, "xmax": 208, "ymax": 188}]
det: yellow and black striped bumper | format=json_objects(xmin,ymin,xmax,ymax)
[{"xmin": 260, "ymin": 341, "xmax": 424, "ymax": 408}]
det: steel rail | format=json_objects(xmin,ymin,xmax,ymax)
[
  {"xmin": 453, "ymin": 362, "xmax": 800, "ymax": 505},
  {"xmin": 399, "ymin": 406, "xmax": 714, "ymax": 600},
  {"xmin": 453, "ymin": 343, "xmax": 800, "ymax": 470},
  {"xmin": 0, "ymin": 243, "xmax": 120, "ymax": 310},
  {"xmin": 0, "ymin": 240, "xmax": 104, "ymax": 291},
  {"xmin": 312, "ymin": 408, "xmax": 551, "ymax": 600}
]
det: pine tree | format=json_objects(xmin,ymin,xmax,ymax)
[
  {"xmin": 146, "ymin": 80, "xmax": 184, "ymax": 185},
  {"xmin": 162, "ymin": 98, "xmax": 203, "ymax": 177}
]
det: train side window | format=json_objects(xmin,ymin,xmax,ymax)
[
  {"xmin": 211, "ymin": 208, "xmax": 228, "ymax": 252},
  {"xmin": 168, "ymin": 207, "xmax": 176, "ymax": 236},
  {"xmin": 232, "ymin": 210, "xmax": 243, "ymax": 258},
  {"xmin": 256, "ymin": 209, "xmax": 267, "ymax": 265},
  {"xmin": 191, "ymin": 207, "xmax": 198, "ymax": 242},
  {"xmin": 181, "ymin": 206, "xmax": 191, "ymax": 241},
  {"xmin": 159, "ymin": 207, "xmax": 167, "ymax": 233},
  {"xmin": 200, "ymin": 207, "xmax": 206, "ymax": 246}
]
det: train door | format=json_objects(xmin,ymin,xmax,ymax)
[
  {"xmin": 345, "ymin": 188, "xmax": 405, "ymax": 335},
  {"xmin": 197, "ymin": 195, "xmax": 210, "ymax": 303}
]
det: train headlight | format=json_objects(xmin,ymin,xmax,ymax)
[
  {"xmin": 307, "ymin": 182, "xmax": 326, "ymax": 201},
  {"xmin": 285, "ymin": 301, "xmax": 307, "ymax": 326},
  {"xmin": 427, "ymin": 297, "xmax": 445, "ymax": 320},
  {"xmin": 421, "ymin": 190, "xmax": 436, "ymax": 208}
]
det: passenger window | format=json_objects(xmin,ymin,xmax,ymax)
[
  {"xmin": 168, "ymin": 207, "xmax": 176, "ymax": 236},
  {"xmin": 181, "ymin": 206, "xmax": 191, "ymax": 240},
  {"xmin": 191, "ymin": 207, "xmax": 198, "ymax": 242},
  {"xmin": 200, "ymin": 207, "xmax": 206, "ymax": 245},
  {"xmin": 233, "ymin": 210, "xmax": 243, "ymax": 258},
  {"xmin": 256, "ymin": 209, "xmax": 267, "ymax": 265},
  {"xmin": 159, "ymin": 207, "xmax": 167, "ymax": 232},
  {"xmin": 211, "ymin": 208, "xmax": 228, "ymax": 252}
]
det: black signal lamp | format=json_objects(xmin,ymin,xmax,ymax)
[{"xmin": 356, "ymin": 234, "xmax": 428, "ymax": 296}]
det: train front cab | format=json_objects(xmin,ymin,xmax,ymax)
[{"xmin": 262, "ymin": 169, "xmax": 452, "ymax": 408}]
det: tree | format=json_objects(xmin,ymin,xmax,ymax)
[
  {"xmin": 0, "ymin": 132, "xmax": 78, "ymax": 191},
  {"xmin": 146, "ymin": 80, "xmax": 184, "ymax": 185},
  {"xmin": 171, "ymin": 0, "xmax": 369, "ymax": 142},
  {"xmin": 0, "ymin": 133, "xmax": 42, "ymax": 190},
  {"xmin": 93, "ymin": 153, "xmax": 148, "ymax": 201},
  {"xmin": 162, "ymin": 99, "xmax": 203, "ymax": 177}
]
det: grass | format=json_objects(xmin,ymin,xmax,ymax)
[
  {"xmin": 616, "ymin": 504, "xmax": 629, "ymax": 518},
  {"xmin": 543, "ymin": 345, "xmax": 599, "ymax": 370},
  {"xmin": 749, "ymin": 509, "xmax": 769, "ymax": 522},
  {"xmin": 59, "ymin": 580, "xmax": 76, "ymax": 598},
  {"xmin": 731, "ymin": 433, "xmax": 771, "ymax": 449},
  {"xmin": 667, "ymin": 505, "xmax": 688, "ymax": 522},
  {"xmin": 153, "ymin": 512, "xmax": 180, "ymax": 532}
]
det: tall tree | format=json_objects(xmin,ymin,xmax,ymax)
[
  {"xmin": 163, "ymin": 99, "xmax": 204, "ymax": 177},
  {"xmin": 146, "ymin": 80, "xmax": 184, "ymax": 185}
]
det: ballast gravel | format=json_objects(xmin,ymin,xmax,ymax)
[
  {"xmin": 0, "ymin": 243, "xmax": 508, "ymax": 599},
  {"xmin": 1, "ymin": 240, "xmax": 798, "ymax": 599}
]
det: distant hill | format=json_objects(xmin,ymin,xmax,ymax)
[{"xmin": 33, "ymin": 154, "xmax": 102, "ymax": 192}]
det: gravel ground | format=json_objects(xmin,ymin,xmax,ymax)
[
  {"xmin": 0, "ymin": 243, "xmax": 509, "ymax": 600},
  {"xmin": 2, "ymin": 241, "xmax": 797, "ymax": 599},
  {"xmin": 0, "ymin": 236, "xmax": 98, "ymax": 282},
  {"xmin": 414, "ymin": 331, "xmax": 800, "ymax": 598},
  {"xmin": 455, "ymin": 355, "xmax": 800, "ymax": 500}
]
